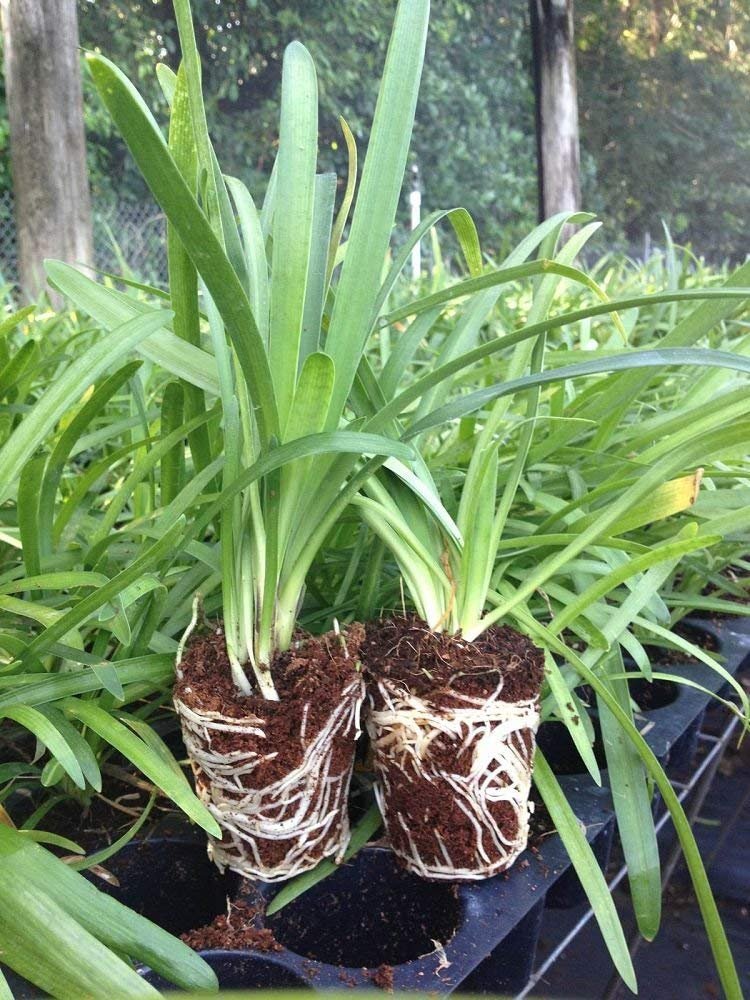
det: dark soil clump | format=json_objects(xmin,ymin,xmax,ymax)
[{"xmin": 181, "ymin": 900, "xmax": 281, "ymax": 952}]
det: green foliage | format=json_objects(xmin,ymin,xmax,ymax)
[
  {"xmin": 2, "ymin": 236, "xmax": 748, "ymax": 999},
  {"xmin": 1, "ymin": 1, "xmax": 749, "ymax": 991},
  {"xmin": 0, "ymin": 822, "xmax": 217, "ymax": 996},
  {"xmin": 73, "ymin": 0, "xmax": 536, "ymax": 254}
]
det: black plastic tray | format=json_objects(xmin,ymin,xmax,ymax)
[{"xmin": 7, "ymin": 616, "xmax": 749, "ymax": 997}]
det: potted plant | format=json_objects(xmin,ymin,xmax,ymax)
[{"xmin": 341, "ymin": 226, "xmax": 750, "ymax": 995}]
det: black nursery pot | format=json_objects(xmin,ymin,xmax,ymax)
[
  {"xmin": 139, "ymin": 800, "xmax": 617, "ymax": 995},
  {"xmin": 141, "ymin": 951, "xmax": 314, "ymax": 992},
  {"xmin": 265, "ymin": 847, "xmax": 463, "ymax": 968},
  {"xmin": 7, "ymin": 620, "xmax": 749, "ymax": 999},
  {"xmin": 634, "ymin": 618, "xmax": 747, "ymax": 771}
]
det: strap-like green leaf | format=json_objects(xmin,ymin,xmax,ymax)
[
  {"xmin": 0, "ymin": 824, "xmax": 217, "ymax": 993},
  {"xmin": 62, "ymin": 698, "xmax": 219, "ymax": 837},
  {"xmin": 598, "ymin": 649, "xmax": 661, "ymax": 940},
  {"xmin": 324, "ymin": 0, "xmax": 430, "ymax": 425},
  {"xmin": 85, "ymin": 52, "xmax": 278, "ymax": 441},
  {"xmin": 0, "ymin": 873, "xmax": 159, "ymax": 999},
  {"xmin": 534, "ymin": 750, "xmax": 637, "ymax": 992},
  {"xmin": 0, "ymin": 310, "xmax": 170, "ymax": 506},
  {"xmin": 0, "ymin": 656, "xmax": 174, "ymax": 710},
  {"xmin": 0, "ymin": 705, "xmax": 86, "ymax": 789},
  {"xmin": 269, "ymin": 42, "xmax": 319, "ymax": 415}
]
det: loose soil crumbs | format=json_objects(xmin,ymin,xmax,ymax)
[
  {"xmin": 181, "ymin": 900, "xmax": 281, "ymax": 952},
  {"xmin": 366, "ymin": 964, "xmax": 395, "ymax": 992},
  {"xmin": 364, "ymin": 614, "xmax": 543, "ymax": 705}
]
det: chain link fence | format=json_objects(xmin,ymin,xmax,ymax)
[{"xmin": 0, "ymin": 191, "xmax": 169, "ymax": 292}]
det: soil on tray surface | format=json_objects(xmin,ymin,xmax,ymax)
[
  {"xmin": 174, "ymin": 622, "xmax": 364, "ymax": 869},
  {"xmin": 363, "ymin": 615, "xmax": 544, "ymax": 876},
  {"xmin": 366, "ymin": 964, "xmax": 395, "ymax": 992},
  {"xmin": 181, "ymin": 899, "xmax": 281, "ymax": 952}
]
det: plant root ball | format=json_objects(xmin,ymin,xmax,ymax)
[
  {"xmin": 174, "ymin": 624, "xmax": 365, "ymax": 882},
  {"xmin": 363, "ymin": 616, "xmax": 543, "ymax": 881}
]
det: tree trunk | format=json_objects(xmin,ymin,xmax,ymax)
[
  {"xmin": 529, "ymin": 0, "xmax": 581, "ymax": 223},
  {"xmin": 0, "ymin": 0, "xmax": 93, "ymax": 302}
]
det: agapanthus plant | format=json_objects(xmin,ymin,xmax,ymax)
[{"xmin": 351, "ymin": 227, "xmax": 750, "ymax": 994}]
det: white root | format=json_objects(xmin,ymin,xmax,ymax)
[
  {"xmin": 367, "ymin": 675, "xmax": 540, "ymax": 881},
  {"xmin": 174, "ymin": 674, "xmax": 365, "ymax": 882}
]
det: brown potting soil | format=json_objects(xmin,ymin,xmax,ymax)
[
  {"xmin": 181, "ymin": 899, "xmax": 281, "ymax": 952},
  {"xmin": 175, "ymin": 623, "xmax": 364, "ymax": 870},
  {"xmin": 364, "ymin": 614, "xmax": 543, "ymax": 705},
  {"xmin": 364, "ymin": 616, "xmax": 544, "ymax": 877}
]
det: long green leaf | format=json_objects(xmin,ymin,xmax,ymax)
[
  {"xmin": 367, "ymin": 290, "xmax": 750, "ymax": 432},
  {"xmin": 0, "ymin": 873, "xmax": 159, "ymax": 999},
  {"xmin": 0, "ymin": 824, "xmax": 218, "ymax": 993},
  {"xmin": 62, "ymin": 698, "xmax": 219, "ymax": 837},
  {"xmin": 534, "ymin": 751, "xmax": 637, "ymax": 992},
  {"xmin": 0, "ymin": 656, "xmax": 174, "ymax": 709},
  {"xmin": 85, "ymin": 52, "xmax": 278, "ymax": 441},
  {"xmin": 0, "ymin": 705, "xmax": 85, "ymax": 789},
  {"xmin": 19, "ymin": 519, "xmax": 184, "ymax": 662},
  {"xmin": 190, "ymin": 430, "xmax": 415, "ymax": 539},
  {"xmin": 324, "ymin": 0, "xmax": 429, "ymax": 424},
  {"xmin": 599, "ymin": 649, "xmax": 661, "ymax": 941},
  {"xmin": 269, "ymin": 42, "xmax": 319, "ymax": 415},
  {"xmin": 406, "ymin": 347, "xmax": 750, "ymax": 437}
]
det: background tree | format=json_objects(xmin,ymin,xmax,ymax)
[
  {"xmin": 577, "ymin": 0, "xmax": 750, "ymax": 260},
  {"xmin": 0, "ymin": 0, "xmax": 93, "ymax": 301}
]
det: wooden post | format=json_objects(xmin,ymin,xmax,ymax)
[
  {"xmin": 529, "ymin": 0, "xmax": 581, "ymax": 222},
  {"xmin": 0, "ymin": 0, "xmax": 93, "ymax": 302}
]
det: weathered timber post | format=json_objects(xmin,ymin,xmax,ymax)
[
  {"xmin": 1, "ymin": 0, "xmax": 93, "ymax": 301},
  {"xmin": 529, "ymin": 0, "xmax": 581, "ymax": 223}
]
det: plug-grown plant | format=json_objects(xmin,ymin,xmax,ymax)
[
  {"xmin": 354, "ymin": 219, "xmax": 615, "ymax": 881},
  {"xmin": 347, "ymin": 230, "xmax": 750, "ymax": 994}
]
